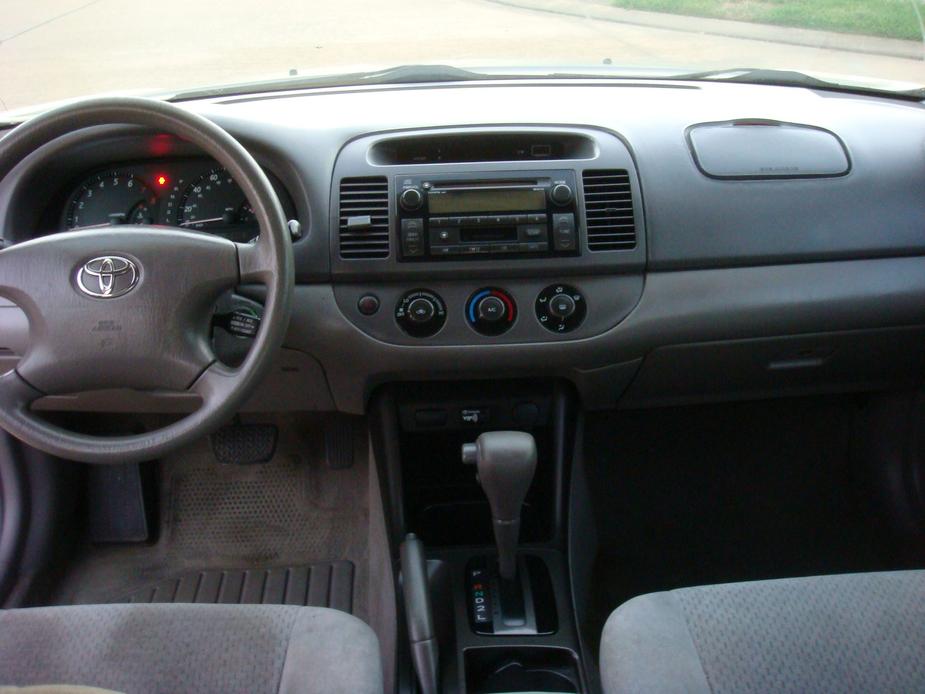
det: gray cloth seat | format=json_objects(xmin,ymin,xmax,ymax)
[
  {"xmin": 600, "ymin": 570, "xmax": 925, "ymax": 694},
  {"xmin": 0, "ymin": 604, "xmax": 382, "ymax": 694}
]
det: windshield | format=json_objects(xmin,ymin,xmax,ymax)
[{"xmin": 3, "ymin": 0, "xmax": 925, "ymax": 114}]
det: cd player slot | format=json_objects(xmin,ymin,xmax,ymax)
[
  {"xmin": 436, "ymin": 180, "xmax": 540, "ymax": 189},
  {"xmin": 460, "ymin": 226, "xmax": 518, "ymax": 243}
]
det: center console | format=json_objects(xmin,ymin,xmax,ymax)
[
  {"xmin": 351, "ymin": 126, "xmax": 640, "ymax": 693},
  {"xmin": 372, "ymin": 381, "xmax": 587, "ymax": 694}
]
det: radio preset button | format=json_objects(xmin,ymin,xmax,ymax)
[
  {"xmin": 431, "ymin": 217, "xmax": 449, "ymax": 227},
  {"xmin": 528, "ymin": 213, "xmax": 547, "ymax": 224},
  {"xmin": 429, "ymin": 227, "xmax": 458, "ymax": 246}
]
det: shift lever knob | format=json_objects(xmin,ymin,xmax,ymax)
[{"xmin": 462, "ymin": 431, "xmax": 537, "ymax": 580}]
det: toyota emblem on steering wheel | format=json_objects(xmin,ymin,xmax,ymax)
[{"xmin": 76, "ymin": 255, "xmax": 138, "ymax": 298}]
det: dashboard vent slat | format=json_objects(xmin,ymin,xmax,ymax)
[
  {"xmin": 582, "ymin": 169, "xmax": 637, "ymax": 252},
  {"xmin": 338, "ymin": 176, "xmax": 390, "ymax": 259}
]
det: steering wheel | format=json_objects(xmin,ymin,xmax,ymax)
[{"xmin": 0, "ymin": 98, "xmax": 294, "ymax": 464}]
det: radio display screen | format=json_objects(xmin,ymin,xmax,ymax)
[{"xmin": 428, "ymin": 188, "xmax": 545, "ymax": 214}]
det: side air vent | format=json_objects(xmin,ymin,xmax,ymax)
[
  {"xmin": 338, "ymin": 177, "xmax": 390, "ymax": 259},
  {"xmin": 582, "ymin": 170, "xmax": 636, "ymax": 251}
]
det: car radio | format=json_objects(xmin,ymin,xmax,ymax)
[{"xmin": 396, "ymin": 170, "xmax": 580, "ymax": 261}]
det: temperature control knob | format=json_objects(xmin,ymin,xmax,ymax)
[
  {"xmin": 396, "ymin": 289, "xmax": 446, "ymax": 338},
  {"xmin": 536, "ymin": 284, "xmax": 586, "ymax": 333},
  {"xmin": 466, "ymin": 288, "xmax": 516, "ymax": 336},
  {"xmin": 399, "ymin": 187, "xmax": 424, "ymax": 211}
]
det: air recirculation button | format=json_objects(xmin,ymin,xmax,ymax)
[
  {"xmin": 466, "ymin": 288, "xmax": 516, "ymax": 336},
  {"xmin": 396, "ymin": 289, "xmax": 447, "ymax": 337},
  {"xmin": 536, "ymin": 284, "xmax": 586, "ymax": 333}
]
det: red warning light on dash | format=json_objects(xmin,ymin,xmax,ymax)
[{"xmin": 156, "ymin": 175, "xmax": 169, "ymax": 187}]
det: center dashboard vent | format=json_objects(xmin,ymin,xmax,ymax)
[
  {"xmin": 582, "ymin": 170, "xmax": 636, "ymax": 251},
  {"xmin": 338, "ymin": 176, "xmax": 390, "ymax": 259}
]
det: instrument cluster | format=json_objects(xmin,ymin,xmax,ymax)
[{"xmin": 61, "ymin": 159, "xmax": 270, "ymax": 242}]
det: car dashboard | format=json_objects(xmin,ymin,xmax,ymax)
[{"xmin": 2, "ymin": 79, "xmax": 925, "ymax": 415}]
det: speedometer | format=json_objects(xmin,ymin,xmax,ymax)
[
  {"xmin": 177, "ymin": 167, "xmax": 255, "ymax": 241},
  {"xmin": 65, "ymin": 172, "xmax": 155, "ymax": 229}
]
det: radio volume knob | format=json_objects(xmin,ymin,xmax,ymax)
[
  {"xmin": 399, "ymin": 187, "xmax": 424, "ymax": 211},
  {"xmin": 550, "ymin": 183, "xmax": 573, "ymax": 206}
]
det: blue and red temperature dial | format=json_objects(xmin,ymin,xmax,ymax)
[{"xmin": 466, "ymin": 287, "xmax": 516, "ymax": 336}]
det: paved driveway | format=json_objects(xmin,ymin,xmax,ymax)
[{"xmin": 2, "ymin": 0, "xmax": 924, "ymax": 112}]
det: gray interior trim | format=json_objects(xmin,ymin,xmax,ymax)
[{"xmin": 601, "ymin": 592, "xmax": 711, "ymax": 694}]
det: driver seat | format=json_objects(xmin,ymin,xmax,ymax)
[{"xmin": 0, "ymin": 603, "xmax": 382, "ymax": 694}]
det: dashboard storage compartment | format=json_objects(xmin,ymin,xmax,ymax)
[
  {"xmin": 687, "ymin": 120, "xmax": 849, "ymax": 179},
  {"xmin": 622, "ymin": 326, "xmax": 925, "ymax": 407}
]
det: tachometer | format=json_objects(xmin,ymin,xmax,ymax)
[
  {"xmin": 177, "ymin": 167, "xmax": 255, "ymax": 241},
  {"xmin": 65, "ymin": 172, "xmax": 156, "ymax": 229}
]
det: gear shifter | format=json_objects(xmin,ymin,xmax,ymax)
[{"xmin": 462, "ymin": 431, "xmax": 537, "ymax": 580}]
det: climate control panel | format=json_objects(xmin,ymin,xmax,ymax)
[{"xmin": 334, "ymin": 275, "xmax": 642, "ymax": 346}]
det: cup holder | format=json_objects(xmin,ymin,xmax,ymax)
[{"xmin": 465, "ymin": 646, "xmax": 581, "ymax": 693}]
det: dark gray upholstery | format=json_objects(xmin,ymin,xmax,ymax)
[
  {"xmin": 601, "ymin": 570, "xmax": 925, "ymax": 694},
  {"xmin": 0, "ymin": 604, "xmax": 382, "ymax": 694}
]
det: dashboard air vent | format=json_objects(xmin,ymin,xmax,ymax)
[
  {"xmin": 338, "ymin": 177, "xmax": 390, "ymax": 259},
  {"xmin": 582, "ymin": 170, "xmax": 636, "ymax": 251}
]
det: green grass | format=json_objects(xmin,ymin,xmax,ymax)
[{"xmin": 610, "ymin": 0, "xmax": 925, "ymax": 41}]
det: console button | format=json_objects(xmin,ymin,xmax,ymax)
[
  {"xmin": 429, "ymin": 227, "xmax": 457, "ymax": 246},
  {"xmin": 395, "ymin": 289, "xmax": 447, "ymax": 337},
  {"xmin": 431, "ymin": 217, "xmax": 449, "ymax": 227},
  {"xmin": 528, "ymin": 213, "xmax": 547, "ymax": 224},
  {"xmin": 401, "ymin": 218, "xmax": 425, "ymax": 257},
  {"xmin": 535, "ymin": 283, "xmax": 586, "ymax": 333},
  {"xmin": 476, "ymin": 296, "xmax": 506, "ymax": 322},
  {"xmin": 415, "ymin": 409, "xmax": 448, "ymax": 427},
  {"xmin": 550, "ymin": 183, "xmax": 574, "ymax": 206},
  {"xmin": 512, "ymin": 402, "xmax": 540, "ymax": 427},
  {"xmin": 548, "ymin": 294, "xmax": 576, "ymax": 319},
  {"xmin": 522, "ymin": 224, "xmax": 544, "ymax": 239},
  {"xmin": 357, "ymin": 294, "xmax": 380, "ymax": 316},
  {"xmin": 399, "ymin": 187, "xmax": 424, "ymax": 211},
  {"xmin": 552, "ymin": 213, "xmax": 577, "ymax": 252},
  {"xmin": 407, "ymin": 297, "xmax": 435, "ymax": 324},
  {"xmin": 466, "ymin": 287, "xmax": 516, "ymax": 336}
]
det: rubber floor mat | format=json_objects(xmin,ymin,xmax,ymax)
[{"xmin": 123, "ymin": 561, "xmax": 354, "ymax": 612}]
